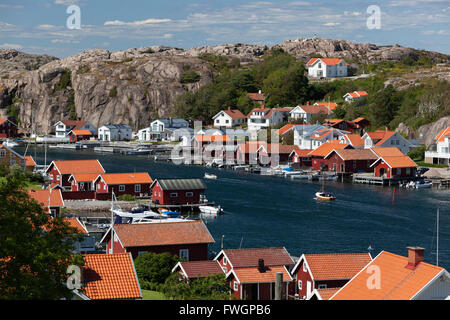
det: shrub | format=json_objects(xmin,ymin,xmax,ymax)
[
  {"xmin": 109, "ymin": 87, "xmax": 118, "ymax": 98},
  {"xmin": 180, "ymin": 70, "xmax": 201, "ymax": 84},
  {"xmin": 117, "ymin": 194, "xmax": 134, "ymax": 201},
  {"xmin": 134, "ymin": 252, "xmax": 181, "ymax": 286}
]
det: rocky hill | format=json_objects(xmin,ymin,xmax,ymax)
[{"xmin": 0, "ymin": 38, "xmax": 448, "ymax": 135}]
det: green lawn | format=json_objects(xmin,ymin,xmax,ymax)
[
  {"xmin": 140, "ymin": 290, "xmax": 168, "ymax": 300},
  {"xmin": 416, "ymin": 161, "xmax": 448, "ymax": 168}
]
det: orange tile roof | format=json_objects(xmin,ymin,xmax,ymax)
[
  {"xmin": 316, "ymin": 288, "xmax": 340, "ymax": 300},
  {"xmin": 0, "ymin": 119, "xmax": 7, "ymax": 125},
  {"xmin": 298, "ymin": 105, "xmax": 333, "ymax": 115},
  {"xmin": 367, "ymin": 130, "xmax": 396, "ymax": 145},
  {"xmin": 376, "ymin": 156, "xmax": 417, "ymax": 168},
  {"xmin": 435, "ymin": 127, "xmax": 450, "ymax": 143},
  {"xmin": 330, "ymin": 251, "xmax": 444, "ymax": 300},
  {"xmin": 239, "ymin": 141, "xmax": 267, "ymax": 154},
  {"xmin": 370, "ymin": 147, "xmax": 405, "ymax": 158},
  {"xmin": 290, "ymin": 147, "xmax": 313, "ymax": 157},
  {"xmin": 99, "ymin": 172, "xmax": 152, "ymax": 185},
  {"xmin": 261, "ymin": 144, "xmax": 298, "ymax": 155},
  {"xmin": 315, "ymin": 102, "xmax": 338, "ymax": 110},
  {"xmin": 231, "ymin": 266, "xmax": 292, "ymax": 284},
  {"xmin": 82, "ymin": 253, "xmax": 142, "ymax": 300},
  {"xmin": 278, "ymin": 124, "xmax": 295, "ymax": 135},
  {"xmin": 308, "ymin": 141, "xmax": 349, "ymax": 157},
  {"xmin": 70, "ymin": 129, "xmax": 92, "ymax": 136},
  {"xmin": 49, "ymin": 159, "xmax": 105, "ymax": 175},
  {"xmin": 24, "ymin": 155, "xmax": 36, "ymax": 167},
  {"xmin": 344, "ymin": 134, "xmax": 364, "ymax": 147},
  {"xmin": 307, "ymin": 58, "xmax": 344, "ymax": 66},
  {"xmin": 176, "ymin": 260, "xmax": 224, "ymax": 278},
  {"xmin": 27, "ymin": 189, "xmax": 64, "ymax": 208},
  {"xmin": 223, "ymin": 109, "xmax": 247, "ymax": 119},
  {"xmin": 328, "ymin": 148, "xmax": 378, "ymax": 161},
  {"xmin": 303, "ymin": 253, "xmax": 372, "ymax": 280},
  {"xmin": 64, "ymin": 217, "xmax": 88, "ymax": 234},
  {"xmin": 70, "ymin": 173, "xmax": 100, "ymax": 183},
  {"xmin": 112, "ymin": 221, "xmax": 214, "ymax": 248},
  {"xmin": 195, "ymin": 135, "xmax": 231, "ymax": 143}
]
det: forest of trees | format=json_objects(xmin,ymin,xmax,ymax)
[{"xmin": 172, "ymin": 49, "xmax": 449, "ymax": 132}]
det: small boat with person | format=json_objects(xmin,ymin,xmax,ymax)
[{"xmin": 315, "ymin": 176, "xmax": 336, "ymax": 201}]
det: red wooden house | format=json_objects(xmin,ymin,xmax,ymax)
[
  {"xmin": 308, "ymin": 141, "xmax": 352, "ymax": 171},
  {"xmin": 151, "ymin": 178, "xmax": 206, "ymax": 205},
  {"xmin": 69, "ymin": 173, "xmax": 99, "ymax": 191},
  {"xmin": 214, "ymin": 247, "xmax": 295, "ymax": 300},
  {"xmin": 101, "ymin": 220, "xmax": 214, "ymax": 260},
  {"xmin": 0, "ymin": 118, "xmax": 18, "ymax": 138},
  {"xmin": 323, "ymin": 119, "xmax": 357, "ymax": 133},
  {"xmin": 370, "ymin": 147, "xmax": 418, "ymax": 179},
  {"xmin": 256, "ymin": 144, "xmax": 298, "ymax": 165},
  {"xmin": 24, "ymin": 155, "xmax": 36, "ymax": 172},
  {"xmin": 27, "ymin": 188, "xmax": 65, "ymax": 217},
  {"xmin": 324, "ymin": 148, "xmax": 378, "ymax": 173},
  {"xmin": 236, "ymin": 141, "xmax": 266, "ymax": 165},
  {"xmin": 45, "ymin": 159, "xmax": 105, "ymax": 189},
  {"xmin": 290, "ymin": 253, "xmax": 372, "ymax": 300},
  {"xmin": 68, "ymin": 129, "xmax": 92, "ymax": 143},
  {"xmin": 94, "ymin": 172, "xmax": 152, "ymax": 199},
  {"xmin": 288, "ymin": 147, "xmax": 312, "ymax": 167}
]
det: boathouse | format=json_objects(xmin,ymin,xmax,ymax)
[
  {"xmin": 46, "ymin": 159, "xmax": 105, "ymax": 189},
  {"xmin": 290, "ymin": 253, "xmax": 372, "ymax": 300},
  {"xmin": 68, "ymin": 129, "xmax": 93, "ymax": 143},
  {"xmin": 27, "ymin": 188, "xmax": 65, "ymax": 217},
  {"xmin": 308, "ymin": 141, "xmax": 352, "ymax": 171},
  {"xmin": 151, "ymin": 178, "xmax": 206, "ymax": 206},
  {"xmin": 94, "ymin": 172, "xmax": 152, "ymax": 199},
  {"xmin": 101, "ymin": 220, "xmax": 214, "ymax": 260},
  {"xmin": 288, "ymin": 147, "xmax": 312, "ymax": 167},
  {"xmin": 370, "ymin": 147, "xmax": 417, "ymax": 179},
  {"xmin": 324, "ymin": 148, "xmax": 378, "ymax": 173}
]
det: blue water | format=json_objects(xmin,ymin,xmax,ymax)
[{"xmin": 17, "ymin": 147, "xmax": 450, "ymax": 269}]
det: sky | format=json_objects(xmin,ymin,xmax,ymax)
[{"xmin": 0, "ymin": 0, "xmax": 449, "ymax": 58}]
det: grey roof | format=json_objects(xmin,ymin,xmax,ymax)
[
  {"xmin": 103, "ymin": 124, "xmax": 132, "ymax": 130},
  {"xmin": 154, "ymin": 178, "xmax": 207, "ymax": 191},
  {"xmin": 157, "ymin": 118, "xmax": 189, "ymax": 127},
  {"xmin": 293, "ymin": 124, "xmax": 326, "ymax": 137}
]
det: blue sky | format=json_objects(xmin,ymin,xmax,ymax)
[{"xmin": 0, "ymin": 0, "xmax": 449, "ymax": 58}]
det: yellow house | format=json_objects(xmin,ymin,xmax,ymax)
[{"xmin": 0, "ymin": 143, "xmax": 26, "ymax": 169}]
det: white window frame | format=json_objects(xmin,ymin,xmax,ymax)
[
  {"xmin": 298, "ymin": 280, "xmax": 302, "ymax": 290},
  {"xmin": 185, "ymin": 192, "xmax": 194, "ymax": 197},
  {"xmin": 119, "ymin": 185, "xmax": 125, "ymax": 192},
  {"xmin": 135, "ymin": 184, "xmax": 141, "ymax": 193},
  {"xmin": 179, "ymin": 249, "xmax": 189, "ymax": 261},
  {"xmin": 0, "ymin": 150, "xmax": 6, "ymax": 158},
  {"xmin": 223, "ymin": 257, "xmax": 227, "ymax": 265},
  {"xmin": 170, "ymin": 192, "xmax": 178, "ymax": 198},
  {"xmin": 233, "ymin": 281, "xmax": 239, "ymax": 291},
  {"xmin": 303, "ymin": 262, "xmax": 307, "ymax": 272},
  {"xmin": 318, "ymin": 284, "xmax": 327, "ymax": 289}
]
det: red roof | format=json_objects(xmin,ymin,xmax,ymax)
[
  {"xmin": 278, "ymin": 124, "xmax": 295, "ymax": 135},
  {"xmin": 27, "ymin": 189, "xmax": 64, "ymax": 209},
  {"xmin": 435, "ymin": 127, "xmax": 450, "ymax": 143},
  {"xmin": 247, "ymin": 92, "xmax": 265, "ymax": 101},
  {"xmin": 69, "ymin": 173, "xmax": 100, "ymax": 183},
  {"xmin": 298, "ymin": 253, "xmax": 372, "ymax": 280},
  {"xmin": 195, "ymin": 135, "xmax": 231, "ymax": 143},
  {"xmin": 298, "ymin": 105, "xmax": 332, "ymax": 115},
  {"xmin": 82, "ymin": 253, "xmax": 142, "ymax": 300},
  {"xmin": 315, "ymin": 102, "xmax": 338, "ymax": 110},
  {"xmin": 239, "ymin": 141, "xmax": 267, "ymax": 154},
  {"xmin": 307, "ymin": 58, "xmax": 344, "ymax": 66},
  {"xmin": 111, "ymin": 221, "xmax": 214, "ymax": 248},
  {"xmin": 290, "ymin": 146, "xmax": 313, "ymax": 157},
  {"xmin": 47, "ymin": 159, "xmax": 105, "ymax": 175},
  {"xmin": 24, "ymin": 155, "xmax": 36, "ymax": 167},
  {"xmin": 367, "ymin": 130, "xmax": 396, "ymax": 145},
  {"xmin": 65, "ymin": 217, "xmax": 88, "ymax": 234},
  {"xmin": 59, "ymin": 120, "xmax": 87, "ymax": 130},
  {"xmin": 175, "ymin": 260, "xmax": 224, "ymax": 279},
  {"xmin": 331, "ymin": 250, "xmax": 445, "ymax": 300},
  {"xmin": 308, "ymin": 141, "xmax": 349, "ymax": 157},
  {"xmin": 327, "ymin": 148, "xmax": 378, "ymax": 161},
  {"xmin": 223, "ymin": 109, "xmax": 246, "ymax": 119},
  {"xmin": 217, "ymin": 247, "xmax": 293, "ymax": 268},
  {"xmin": 343, "ymin": 134, "xmax": 364, "ymax": 147},
  {"xmin": 98, "ymin": 172, "xmax": 152, "ymax": 185},
  {"xmin": 230, "ymin": 266, "xmax": 292, "ymax": 284}
]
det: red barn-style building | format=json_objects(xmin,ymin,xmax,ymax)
[
  {"xmin": 45, "ymin": 159, "xmax": 105, "ymax": 189},
  {"xmin": 68, "ymin": 129, "xmax": 92, "ymax": 143},
  {"xmin": 27, "ymin": 188, "xmax": 65, "ymax": 217},
  {"xmin": 151, "ymin": 178, "xmax": 206, "ymax": 205},
  {"xmin": 172, "ymin": 260, "xmax": 225, "ymax": 281},
  {"xmin": 308, "ymin": 141, "xmax": 352, "ymax": 171},
  {"xmin": 324, "ymin": 148, "xmax": 378, "ymax": 173},
  {"xmin": 370, "ymin": 147, "xmax": 418, "ymax": 179},
  {"xmin": 101, "ymin": 220, "xmax": 214, "ymax": 260},
  {"xmin": 214, "ymin": 247, "xmax": 295, "ymax": 300},
  {"xmin": 94, "ymin": 172, "xmax": 152, "ymax": 198},
  {"xmin": 0, "ymin": 118, "xmax": 18, "ymax": 138},
  {"xmin": 291, "ymin": 253, "xmax": 372, "ymax": 300},
  {"xmin": 288, "ymin": 147, "xmax": 312, "ymax": 167}
]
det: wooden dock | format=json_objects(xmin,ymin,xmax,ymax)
[{"xmin": 352, "ymin": 173, "xmax": 418, "ymax": 186}]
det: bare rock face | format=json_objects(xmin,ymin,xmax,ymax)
[
  {"xmin": 416, "ymin": 116, "xmax": 450, "ymax": 147},
  {"xmin": 0, "ymin": 49, "xmax": 213, "ymax": 135}
]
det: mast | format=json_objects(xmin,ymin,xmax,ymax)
[{"xmin": 437, "ymin": 208, "xmax": 439, "ymax": 266}]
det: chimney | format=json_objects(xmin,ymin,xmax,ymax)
[
  {"xmin": 406, "ymin": 247, "xmax": 425, "ymax": 270},
  {"xmin": 258, "ymin": 90, "xmax": 262, "ymax": 94},
  {"xmin": 307, "ymin": 101, "xmax": 309, "ymax": 106},
  {"xmin": 258, "ymin": 259, "xmax": 265, "ymax": 273}
]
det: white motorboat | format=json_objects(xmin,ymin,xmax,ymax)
[
  {"xmin": 3, "ymin": 139, "xmax": 19, "ymax": 147},
  {"xmin": 414, "ymin": 180, "xmax": 433, "ymax": 189},
  {"xmin": 204, "ymin": 173, "xmax": 217, "ymax": 179},
  {"xmin": 199, "ymin": 205, "xmax": 223, "ymax": 215}
]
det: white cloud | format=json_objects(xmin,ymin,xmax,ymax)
[
  {"xmin": 0, "ymin": 43, "xmax": 23, "ymax": 49},
  {"xmin": 54, "ymin": 0, "xmax": 80, "ymax": 5},
  {"xmin": 324, "ymin": 22, "xmax": 340, "ymax": 26},
  {"xmin": 0, "ymin": 4, "xmax": 24, "ymax": 9},
  {"xmin": 104, "ymin": 18, "xmax": 172, "ymax": 26},
  {"xmin": 37, "ymin": 24, "xmax": 58, "ymax": 30}
]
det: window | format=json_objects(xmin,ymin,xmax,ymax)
[
  {"xmin": 138, "ymin": 251, "xmax": 147, "ymax": 257},
  {"xmin": 135, "ymin": 184, "xmax": 141, "ymax": 193},
  {"xmin": 298, "ymin": 280, "xmax": 303, "ymax": 290},
  {"xmin": 303, "ymin": 262, "xmax": 307, "ymax": 272},
  {"xmin": 119, "ymin": 185, "xmax": 125, "ymax": 192},
  {"xmin": 179, "ymin": 249, "xmax": 189, "ymax": 261},
  {"xmin": 185, "ymin": 192, "xmax": 193, "ymax": 197},
  {"xmin": 318, "ymin": 284, "xmax": 327, "ymax": 289},
  {"xmin": 0, "ymin": 150, "xmax": 5, "ymax": 158},
  {"xmin": 49, "ymin": 174, "xmax": 54, "ymax": 180},
  {"xmin": 233, "ymin": 281, "xmax": 239, "ymax": 291},
  {"xmin": 223, "ymin": 257, "xmax": 227, "ymax": 265},
  {"xmin": 170, "ymin": 192, "xmax": 178, "ymax": 198}
]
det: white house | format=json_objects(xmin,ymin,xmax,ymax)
[
  {"xmin": 148, "ymin": 118, "xmax": 189, "ymax": 140},
  {"xmin": 212, "ymin": 108, "xmax": 246, "ymax": 128},
  {"xmin": 306, "ymin": 58, "xmax": 348, "ymax": 78},
  {"xmin": 247, "ymin": 107, "xmax": 288, "ymax": 131},
  {"xmin": 425, "ymin": 126, "xmax": 450, "ymax": 166},
  {"xmin": 294, "ymin": 125, "xmax": 348, "ymax": 149},
  {"xmin": 54, "ymin": 120, "xmax": 97, "ymax": 138},
  {"xmin": 98, "ymin": 124, "xmax": 132, "ymax": 141},
  {"xmin": 343, "ymin": 91, "xmax": 368, "ymax": 103},
  {"xmin": 362, "ymin": 130, "xmax": 413, "ymax": 154},
  {"xmin": 289, "ymin": 104, "xmax": 333, "ymax": 124}
]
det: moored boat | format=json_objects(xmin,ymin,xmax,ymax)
[
  {"xmin": 199, "ymin": 205, "xmax": 223, "ymax": 215},
  {"xmin": 204, "ymin": 173, "xmax": 218, "ymax": 179}
]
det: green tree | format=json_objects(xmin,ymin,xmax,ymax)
[
  {"xmin": 134, "ymin": 252, "xmax": 180, "ymax": 287},
  {"xmin": 370, "ymin": 84, "xmax": 401, "ymax": 128},
  {"xmin": 161, "ymin": 273, "xmax": 231, "ymax": 300},
  {"xmin": 0, "ymin": 170, "xmax": 84, "ymax": 300}
]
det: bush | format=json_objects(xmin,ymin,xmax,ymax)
[
  {"xmin": 134, "ymin": 252, "xmax": 181, "ymax": 286},
  {"xmin": 109, "ymin": 87, "xmax": 118, "ymax": 98},
  {"xmin": 180, "ymin": 70, "xmax": 201, "ymax": 84},
  {"xmin": 117, "ymin": 194, "xmax": 135, "ymax": 201}
]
